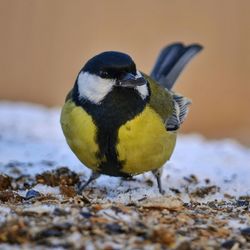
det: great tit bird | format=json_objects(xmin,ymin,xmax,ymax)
[{"xmin": 61, "ymin": 43, "xmax": 203, "ymax": 194}]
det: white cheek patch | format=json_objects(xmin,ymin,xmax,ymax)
[
  {"xmin": 136, "ymin": 84, "xmax": 149, "ymax": 99},
  {"xmin": 77, "ymin": 72, "xmax": 114, "ymax": 104},
  {"xmin": 135, "ymin": 71, "xmax": 149, "ymax": 99},
  {"xmin": 136, "ymin": 70, "xmax": 143, "ymax": 78}
]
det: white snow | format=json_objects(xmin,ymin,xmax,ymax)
[
  {"xmin": 0, "ymin": 206, "xmax": 11, "ymax": 224},
  {"xmin": 22, "ymin": 204, "xmax": 57, "ymax": 214},
  {"xmin": 32, "ymin": 184, "xmax": 61, "ymax": 195},
  {"xmin": 0, "ymin": 101, "xmax": 249, "ymax": 202}
]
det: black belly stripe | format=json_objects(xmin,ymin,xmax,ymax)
[{"xmin": 72, "ymin": 83, "xmax": 150, "ymax": 176}]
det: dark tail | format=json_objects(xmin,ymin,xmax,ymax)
[{"xmin": 150, "ymin": 43, "xmax": 203, "ymax": 90}]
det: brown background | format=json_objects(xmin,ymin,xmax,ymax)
[{"xmin": 1, "ymin": 0, "xmax": 250, "ymax": 144}]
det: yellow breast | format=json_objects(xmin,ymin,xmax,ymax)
[
  {"xmin": 60, "ymin": 100, "xmax": 100, "ymax": 171},
  {"xmin": 117, "ymin": 105, "xmax": 176, "ymax": 175},
  {"xmin": 61, "ymin": 100, "xmax": 176, "ymax": 176}
]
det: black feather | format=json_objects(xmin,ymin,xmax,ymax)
[{"xmin": 150, "ymin": 43, "xmax": 203, "ymax": 90}]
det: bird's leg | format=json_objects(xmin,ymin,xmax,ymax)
[
  {"xmin": 152, "ymin": 168, "xmax": 165, "ymax": 195},
  {"xmin": 77, "ymin": 171, "xmax": 101, "ymax": 195}
]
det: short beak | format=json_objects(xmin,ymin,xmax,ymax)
[{"xmin": 116, "ymin": 73, "xmax": 147, "ymax": 87}]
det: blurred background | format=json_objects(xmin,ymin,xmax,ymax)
[{"xmin": 0, "ymin": 0, "xmax": 250, "ymax": 144}]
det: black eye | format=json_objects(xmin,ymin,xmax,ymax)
[{"xmin": 99, "ymin": 70, "xmax": 108, "ymax": 77}]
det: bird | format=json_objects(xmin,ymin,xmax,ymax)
[{"xmin": 60, "ymin": 43, "xmax": 203, "ymax": 194}]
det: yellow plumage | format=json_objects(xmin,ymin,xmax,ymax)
[
  {"xmin": 117, "ymin": 105, "xmax": 176, "ymax": 174},
  {"xmin": 60, "ymin": 99, "xmax": 176, "ymax": 175},
  {"xmin": 60, "ymin": 100, "xmax": 100, "ymax": 171}
]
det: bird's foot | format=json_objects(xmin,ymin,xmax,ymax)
[
  {"xmin": 77, "ymin": 171, "xmax": 100, "ymax": 195},
  {"xmin": 152, "ymin": 168, "xmax": 165, "ymax": 195}
]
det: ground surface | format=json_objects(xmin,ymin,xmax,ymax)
[{"xmin": 0, "ymin": 102, "xmax": 249, "ymax": 249}]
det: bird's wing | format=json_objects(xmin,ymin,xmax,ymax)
[
  {"xmin": 165, "ymin": 93, "xmax": 191, "ymax": 131},
  {"xmin": 143, "ymin": 73, "xmax": 191, "ymax": 131}
]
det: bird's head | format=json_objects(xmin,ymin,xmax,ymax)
[{"xmin": 75, "ymin": 51, "xmax": 149, "ymax": 104}]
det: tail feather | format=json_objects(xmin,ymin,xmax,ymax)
[{"xmin": 150, "ymin": 43, "xmax": 203, "ymax": 90}]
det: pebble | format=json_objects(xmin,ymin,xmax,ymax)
[
  {"xmin": 241, "ymin": 227, "xmax": 250, "ymax": 241},
  {"xmin": 25, "ymin": 189, "xmax": 41, "ymax": 200}
]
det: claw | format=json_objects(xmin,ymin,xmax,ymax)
[{"xmin": 77, "ymin": 171, "xmax": 100, "ymax": 195}]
